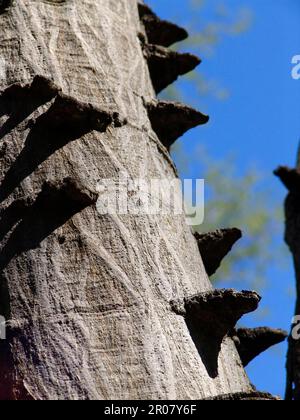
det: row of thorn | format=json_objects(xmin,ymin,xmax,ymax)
[
  {"xmin": 138, "ymin": 2, "xmax": 288, "ymax": 392},
  {"xmin": 138, "ymin": 3, "xmax": 209, "ymax": 151}
]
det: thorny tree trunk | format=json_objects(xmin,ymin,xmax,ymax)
[
  {"xmin": 275, "ymin": 165, "xmax": 300, "ymax": 400},
  {"xmin": 0, "ymin": 0, "xmax": 280, "ymax": 400}
]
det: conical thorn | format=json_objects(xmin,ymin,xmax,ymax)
[
  {"xmin": 171, "ymin": 289, "xmax": 261, "ymax": 336},
  {"xmin": 39, "ymin": 178, "xmax": 98, "ymax": 209},
  {"xmin": 274, "ymin": 166, "xmax": 300, "ymax": 193},
  {"xmin": 194, "ymin": 228, "xmax": 242, "ymax": 276},
  {"xmin": 171, "ymin": 289, "xmax": 260, "ymax": 378},
  {"xmin": 232, "ymin": 327, "xmax": 288, "ymax": 367},
  {"xmin": 138, "ymin": 3, "xmax": 188, "ymax": 47},
  {"xmin": 36, "ymin": 93, "xmax": 125, "ymax": 134},
  {"xmin": 204, "ymin": 392, "xmax": 281, "ymax": 401},
  {"xmin": 143, "ymin": 43, "xmax": 201, "ymax": 94},
  {"xmin": 0, "ymin": 75, "xmax": 61, "ymax": 116},
  {"xmin": 29, "ymin": 75, "xmax": 61, "ymax": 102},
  {"xmin": 146, "ymin": 100, "xmax": 209, "ymax": 150}
]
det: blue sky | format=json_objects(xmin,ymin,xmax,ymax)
[{"xmin": 147, "ymin": 0, "xmax": 300, "ymax": 397}]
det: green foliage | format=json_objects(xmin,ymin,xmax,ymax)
[
  {"xmin": 162, "ymin": 0, "xmax": 253, "ymax": 102},
  {"xmin": 178, "ymin": 147, "xmax": 287, "ymax": 289},
  {"xmin": 186, "ymin": 0, "xmax": 253, "ymax": 51}
]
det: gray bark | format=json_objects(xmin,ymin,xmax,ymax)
[{"xmin": 0, "ymin": 0, "xmax": 253, "ymax": 400}]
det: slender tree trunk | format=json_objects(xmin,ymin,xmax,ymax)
[
  {"xmin": 275, "ymin": 165, "xmax": 300, "ymax": 400},
  {"xmin": 0, "ymin": 0, "xmax": 271, "ymax": 400}
]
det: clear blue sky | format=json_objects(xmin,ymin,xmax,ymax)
[{"xmin": 148, "ymin": 0, "xmax": 300, "ymax": 398}]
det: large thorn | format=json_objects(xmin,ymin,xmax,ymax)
[
  {"xmin": 0, "ymin": 75, "xmax": 61, "ymax": 116},
  {"xmin": 232, "ymin": 327, "xmax": 288, "ymax": 367},
  {"xmin": 38, "ymin": 177, "xmax": 98, "ymax": 210},
  {"xmin": 274, "ymin": 166, "xmax": 300, "ymax": 193},
  {"xmin": 29, "ymin": 75, "xmax": 61, "ymax": 102},
  {"xmin": 138, "ymin": 3, "xmax": 188, "ymax": 47},
  {"xmin": 204, "ymin": 392, "xmax": 281, "ymax": 401},
  {"xmin": 36, "ymin": 93, "xmax": 126, "ymax": 134},
  {"xmin": 5, "ymin": 178, "xmax": 98, "ymax": 214},
  {"xmin": 143, "ymin": 43, "xmax": 200, "ymax": 94},
  {"xmin": 171, "ymin": 289, "xmax": 261, "ymax": 338},
  {"xmin": 194, "ymin": 228, "xmax": 242, "ymax": 276},
  {"xmin": 171, "ymin": 289, "xmax": 260, "ymax": 378},
  {"xmin": 146, "ymin": 100, "xmax": 209, "ymax": 150}
]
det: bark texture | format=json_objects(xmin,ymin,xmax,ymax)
[{"xmin": 0, "ymin": 0, "xmax": 261, "ymax": 400}]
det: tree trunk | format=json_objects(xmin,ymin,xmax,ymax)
[
  {"xmin": 275, "ymin": 165, "xmax": 300, "ymax": 400},
  {"xmin": 0, "ymin": 0, "xmax": 258, "ymax": 400}
]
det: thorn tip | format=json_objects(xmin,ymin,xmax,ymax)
[
  {"xmin": 232, "ymin": 327, "xmax": 288, "ymax": 367},
  {"xmin": 143, "ymin": 44, "xmax": 201, "ymax": 93},
  {"xmin": 138, "ymin": 3, "xmax": 188, "ymax": 47},
  {"xmin": 146, "ymin": 100, "xmax": 209, "ymax": 150},
  {"xmin": 194, "ymin": 228, "xmax": 242, "ymax": 276}
]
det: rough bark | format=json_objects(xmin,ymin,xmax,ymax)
[
  {"xmin": 0, "ymin": 0, "xmax": 272, "ymax": 400},
  {"xmin": 275, "ymin": 166, "xmax": 300, "ymax": 400}
]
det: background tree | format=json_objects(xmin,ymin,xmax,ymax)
[{"xmin": 275, "ymin": 162, "xmax": 300, "ymax": 400}]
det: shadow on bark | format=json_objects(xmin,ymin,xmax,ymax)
[
  {"xmin": 0, "ymin": 179, "xmax": 93, "ymax": 320},
  {"xmin": 186, "ymin": 317, "xmax": 221, "ymax": 378},
  {"xmin": 0, "ymin": 90, "xmax": 121, "ymax": 204},
  {"xmin": 0, "ymin": 179, "xmax": 96, "ymax": 272},
  {"xmin": 0, "ymin": 76, "xmax": 60, "ymax": 140},
  {"xmin": 0, "ymin": 121, "xmax": 91, "ymax": 203},
  {"xmin": 0, "ymin": 199, "xmax": 32, "ymax": 242},
  {"xmin": 171, "ymin": 289, "xmax": 261, "ymax": 379},
  {"xmin": 0, "ymin": 179, "xmax": 96, "ymax": 400},
  {"xmin": 0, "ymin": 179, "xmax": 95, "ymax": 314},
  {"xmin": 0, "ymin": 336, "xmax": 16, "ymax": 400},
  {"xmin": 0, "ymin": 326, "xmax": 36, "ymax": 400}
]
